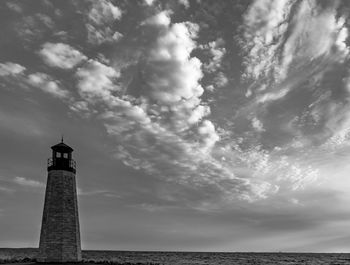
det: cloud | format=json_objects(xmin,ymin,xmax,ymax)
[
  {"xmin": 1, "ymin": 4, "xmax": 332, "ymax": 208},
  {"xmin": 198, "ymin": 120, "xmax": 220, "ymax": 150},
  {"xmin": 212, "ymin": 72, "xmax": 228, "ymax": 88},
  {"xmin": 235, "ymin": 0, "xmax": 350, "ymax": 178},
  {"xmin": 70, "ymin": 11, "xmax": 263, "ymax": 204},
  {"xmin": 216, "ymin": 137, "xmax": 319, "ymax": 195},
  {"xmin": 251, "ymin": 117, "xmax": 265, "ymax": 132},
  {"xmin": 142, "ymin": 10, "xmax": 171, "ymax": 27},
  {"xmin": 13, "ymin": 13, "xmax": 55, "ymax": 44},
  {"xmin": 6, "ymin": 2, "xmax": 23, "ymax": 13},
  {"xmin": 142, "ymin": 11, "xmax": 203, "ymax": 104},
  {"xmin": 0, "ymin": 186, "xmax": 14, "ymax": 193},
  {"xmin": 86, "ymin": 0, "xmax": 123, "ymax": 45},
  {"xmin": 111, "ymin": 31, "xmax": 123, "ymax": 42},
  {"xmin": 240, "ymin": 0, "xmax": 348, "ymax": 88},
  {"xmin": 178, "ymin": 0, "xmax": 190, "ymax": 9},
  {"xmin": 0, "ymin": 62, "xmax": 25, "ymax": 76},
  {"xmin": 76, "ymin": 59, "xmax": 120, "ymax": 104},
  {"xmin": 69, "ymin": 100, "xmax": 90, "ymax": 114},
  {"xmin": 13, "ymin": 176, "xmax": 45, "ymax": 188},
  {"xmin": 39, "ymin": 42, "xmax": 87, "ymax": 69},
  {"xmin": 2, "ymin": 0, "xmax": 350, "ymax": 251},
  {"xmin": 199, "ymin": 38, "xmax": 228, "ymax": 91},
  {"xmin": 240, "ymin": 0, "xmax": 292, "ymax": 82},
  {"xmin": 66, "ymin": 9, "xmax": 325, "ymax": 207},
  {"xmin": 27, "ymin": 72, "xmax": 70, "ymax": 99},
  {"xmin": 144, "ymin": 0, "xmax": 156, "ymax": 6},
  {"xmin": 95, "ymin": 11, "xmax": 282, "ymax": 204},
  {"xmin": 200, "ymin": 38, "xmax": 226, "ymax": 73},
  {"xmin": 88, "ymin": 0, "xmax": 122, "ymax": 24},
  {"xmin": 77, "ymin": 188, "xmax": 119, "ymax": 197},
  {"xmin": 281, "ymin": 1, "xmax": 349, "ymax": 72}
]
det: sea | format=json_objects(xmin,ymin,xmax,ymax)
[{"xmin": 1, "ymin": 248, "xmax": 350, "ymax": 265}]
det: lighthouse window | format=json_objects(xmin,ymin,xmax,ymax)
[
  {"xmin": 56, "ymin": 152, "xmax": 61, "ymax": 158},
  {"xmin": 63, "ymin": 153, "xmax": 68, "ymax": 158}
]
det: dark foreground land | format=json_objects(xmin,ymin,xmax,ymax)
[{"xmin": 1, "ymin": 248, "xmax": 350, "ymax": 265}]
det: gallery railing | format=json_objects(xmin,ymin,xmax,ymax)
[{"xmin": 47, "ymin": 157, "xmax": 76, "ymax": 173}]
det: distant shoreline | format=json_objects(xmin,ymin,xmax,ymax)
[
  {"xmin": 1, "ymin": 249, "xmax": 350, "ymax": 265},
  {"xmin": 1, "ymin": 248, "xmax": 350, "ymax": 254}
]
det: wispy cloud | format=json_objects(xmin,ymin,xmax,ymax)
[
  {"xmin": 235, "ymin": 0, "xmax": 350, "ymax": 191},
  {"xmin": 240, "ymin": 0, "xmax": 348, "ymax": 91},
  {"xmin": 77, "ymin": 188, "xmax": 120, "ymax": 197},
  {"xmin": 13, "ymin": 176, "xmax": 45, "ymax": 188},
  {"xmin": 0, "ymin": 62, "xmax": 25, "ymax": 76},
  {"xmin": 2, "ymin": 0, "xmax": 348, "ymax": 210},
  {"xmin": 240, "ymin": 0, "xmax": 292, "ymax": 83},
  {"xmin": 69, "ymin": 11, "xmax": 266, "ymax": 204},
  {"xmin": 9, "ymin": 6, "xmax": 328, "ymax": 207},
  {"xmin": 0, "ymin": 186, "xmax": 14, "ymax": 193},
  {"xmin": 5, "ymin": 2, "xmax": 22, "ymax": 13}
]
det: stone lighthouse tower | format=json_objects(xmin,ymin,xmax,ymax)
[{"xmin": 38, "ymin": 139, "xmax": 82, "ymax": 262}]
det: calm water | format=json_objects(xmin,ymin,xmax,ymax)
[{"xmin": 84, "ymin": 250, "xmax": 350, "ymax": 265}]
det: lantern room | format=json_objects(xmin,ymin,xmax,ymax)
[{"xmin": 47, "ymin": 139, "xmax": 76, "ymax": 173}]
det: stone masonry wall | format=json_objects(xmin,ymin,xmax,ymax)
[{"xmin": 38, "ymin": 170, "xmax": 81, "ymax": 262}]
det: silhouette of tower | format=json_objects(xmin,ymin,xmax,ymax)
[{"xmin": 38, "ymin": 139, "xmax": 81, "ymax": 262}]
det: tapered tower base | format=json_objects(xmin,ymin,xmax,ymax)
[{"xmin": 38, "ymin": 170, "xmax": 81, "ymax": 262}]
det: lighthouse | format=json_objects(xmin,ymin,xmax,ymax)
[{"xmin": 38, "ymin": 139, "xmax": 82, "ymax": 262}]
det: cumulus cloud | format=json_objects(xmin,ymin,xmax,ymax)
[
  {"xmin": 199, "ymin": 38, "xmax": 228, "ymax": 90},
  {"xmin": 72, "ymin": 11, "xmax": 267, "ymax": 204},
  {"xmin": 112, "ymin": 31, "xmax": 123, "ymax": 42},
  {"xmin": 142, "ymin": 12, "xmax": 202, "ymax": 104},
  {"xmin": 200, "ymin": 38, "xmax": 226, "ymax": 73},
  {"xmin": 86, "ymin": 0, "xmax": 123, "ymax": 45},
  {"xmin": 251, "ymin": 117, "xmax": 265, "ymax": 132},
  {"xmin": 76, "ymin": 59, "xmax": 120, "ymax": 103},
  {"xmin": 65, "ymin": 9, "xmax": 326, "ymax": 206},
  {"xmin": 198, "ymin": 120, "xmax": 220, "ymax": 150},
  {"xmin": 0, "ymin": 62, "xmax": 25, "ymax": 76},
  {"xmin": 144, "ymin": 0, "xmax": 156, "ymax": 6},
  {"xmin": 39, "ymin": 42, "xmax": 87, "ymax": 69},
  {"xmin": 178, "ymin": 0, "xmax": 190, "ymax": 9},
  {"xmin": 3, "ymin": 4, "xmax": 328, "ymax": 207},
  {"xmin": 103, "ymin": 11, "xmax": 305, "ymax": 204},
  {"xmin": 28, "ymin": 72, "xmax": 69, "ymax": 99},
  {"xmin": 88, "ymin": 0, "xmax": 122, "ymax": 24},
  {"xmin": 212, "ymin": 72, "xmax": 228, "ymax": 88},
  {"xmin": 142, "ymin": 10, "xmax": 171, "ymax": 27}
]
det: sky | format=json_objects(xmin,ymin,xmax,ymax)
[{"xmin": 0, "ymin": 0, "xmax": 350, "ymax": 253}]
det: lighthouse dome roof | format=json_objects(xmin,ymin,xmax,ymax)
[{"xmin": 51, "ymin": 141, "xmax": 74, "ymax": 152}]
